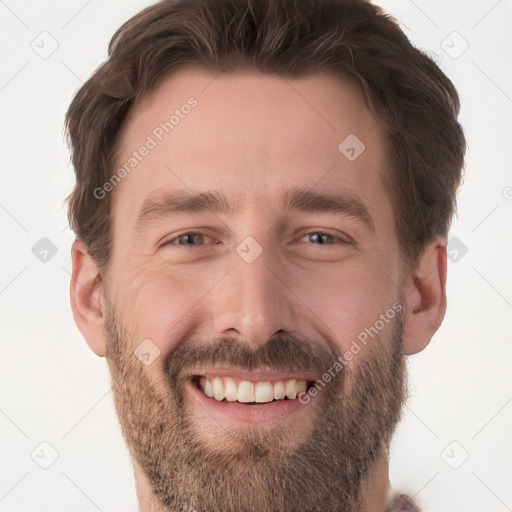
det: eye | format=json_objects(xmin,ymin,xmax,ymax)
[
  {"xmin": 299, "ymin": 231, "xmax": 349, "ymax": 246},
  {"xmin": 161, "ymin": 231, "xmax": 216, "ymax": 248},
  {"xmin": 160, "ymin": 230, "xmax": 349, "ymax": 250}
]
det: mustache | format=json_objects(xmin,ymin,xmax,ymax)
[{"xmin": 165, "ymin": 334, "xmax": 341, "ymax": 382}]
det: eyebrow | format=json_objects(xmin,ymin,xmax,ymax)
[{"xmin": 134, "ymin": 187, "xmax": 375, "ymax": 234}]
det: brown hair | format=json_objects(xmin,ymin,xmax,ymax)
[{"xmin": 64, "ymin": 0, "xmax": 466, "ymax": 272}]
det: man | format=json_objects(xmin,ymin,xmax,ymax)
[{"xmin": 65, "ymin": 0, "xmax": 466, "ymax": 510}]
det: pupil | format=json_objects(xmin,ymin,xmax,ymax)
[
  {"xmin": 182, "ymin": 233, "xmax": 200, "ymax": 245},
  {"xmin": 312, "ymin": 233, "xmax": 328, "ymax": 244}
]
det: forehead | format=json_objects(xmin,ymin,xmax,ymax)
[{"xmin": 111, "ymin": 66, "xmax": 391, "ymax": 231}]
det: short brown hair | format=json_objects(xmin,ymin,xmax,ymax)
[{"xmin": 65, "ymin": 0, "xmax": 466, "ymax": 272}]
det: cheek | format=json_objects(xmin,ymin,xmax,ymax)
[
  {"xmin": 311, "ymin": 258, "xmax": 399, "ymax": 353},
  {"xmin": 110, "ymin": 239, "xmax": 400, "ymax": 362},
  {"xmin": 111, "ymin": 259, "xmax": 217, "ymax": 356}
]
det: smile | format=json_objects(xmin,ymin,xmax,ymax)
[
  {"xmin": 185, "ymin": 368, "xmax": 319, "ymax": 423},
  {"xmin": 193, "ymin": 375, "xmax": 315, "ymax": 404}
]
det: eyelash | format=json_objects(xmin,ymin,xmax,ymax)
[{"xmin": 161, "ymin": 230, "xmax": 350, "ymax": 248}]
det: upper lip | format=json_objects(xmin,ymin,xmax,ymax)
[{"xmin": 188, "ymin": 367, "xmax": 319, "ymax": 382}]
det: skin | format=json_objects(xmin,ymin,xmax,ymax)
[{"xmin": 70, "ymin": 67, "xmax": 448, "ymax": 511}]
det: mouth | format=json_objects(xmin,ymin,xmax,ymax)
[
  {"xmin": 191, "ymin": 374, "xmax": 316, "ymax": 404},
  {"xmin": 186, "ymin": 369, "xmax": 319, "ymax": 424}
]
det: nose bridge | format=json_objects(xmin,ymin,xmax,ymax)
[{"xmin": 212, "ymin": 229, "xmax": 297, "ymax": 348}]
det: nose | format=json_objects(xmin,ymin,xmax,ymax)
[{"xmin": 211, "ymin": 240, "xmax": 298, "ymax": 349}]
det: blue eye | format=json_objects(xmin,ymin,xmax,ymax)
[
  {"xmin": 163, "ymin": 231, "xmax": 213, "ymax": 247},
  {"xmin": 301, "ymin": 232, "xmax": 347, "ymax": 246},
  {"xmin": 161, "ymin": 230, "xmax": 348, "ymax": 249}
]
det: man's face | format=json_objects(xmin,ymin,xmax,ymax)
[{"xmin": 103, "ymin": 68, "xmax": 408, "ymax": 511}]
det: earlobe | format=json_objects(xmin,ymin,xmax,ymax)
[
  {"xmin": 401, "ymin": 237, "xmax": 448, "ymax": 355},
  {"xmin": 69, "ymin": 240, "xmax": 107, "ymax": 357}
]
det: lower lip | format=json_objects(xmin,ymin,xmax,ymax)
[{"xmin": 186, "ymin": 380, "xmax": 316, "ymax": 424}]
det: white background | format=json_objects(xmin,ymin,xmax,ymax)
[{"xmin": 0, "ymin": 1, "xmax": 511, "ymax": 511}]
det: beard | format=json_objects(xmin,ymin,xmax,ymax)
[{"xmin": 104, "ymin": 298, "xmax": 408, "ymax": 512}]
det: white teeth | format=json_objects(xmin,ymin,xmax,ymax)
[
  {"xmin": 296, "ymin": 379, "xmax": 307, "ymax": 396},
  {"xmin": 254, "ymin": 381, "xmax": 273, "ymax": 403},
  {"xmin": 273, "ymin": 381, "xmax": 286, "ymax": 400},
  {"xmin": 285, "ymin": 379, "xmax": 297, "ymax": 399},
  {"xmin": 237, "ymin": 380, "xmax": 255, "ymax": 402},
  {"xmin": 203, "ymin": 377, "xmax": 213, "ymax": 398},
  {"xmin": 197, "ymin": 376, "xmax": 310, "ymax": 403},
  {"xmin": 212, "ymin": 377, "xmax": 225, "ymax": 401},
  {"xmin": 224, "ymin": 378, "xmax": 238, "ymax": 401}
]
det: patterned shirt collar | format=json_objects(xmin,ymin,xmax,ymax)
[{"xmin": 387, "ymin": 492, "xmax": 421, "ymax": 511}]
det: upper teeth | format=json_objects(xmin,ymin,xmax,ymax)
[{"xmin": 198, "ymin": 376, "xmax": 308, "ymax": 403}]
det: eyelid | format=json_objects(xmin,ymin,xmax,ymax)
[
  {"xmin": 160, "ymin": 230, "xmax": 215, "ymax": 247},
  {"xmin": 297, "ymin": 229, "xmax": 352, "ymax": 245},
  {"xmin": 160, "ymin": 229, "xmax": 352, "ymax": 248}
]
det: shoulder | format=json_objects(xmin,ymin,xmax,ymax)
[{"xmin": 387, "ymin": 493, "xmax": 421, "ymax": 512}]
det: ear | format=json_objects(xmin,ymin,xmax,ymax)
[
  {"xmin": 401, "ymin": 236, "xmax": 448, "ymax": 355},
  {"xmin": 69, "ymin": 240, "xmax": 106, "ymax": 357}
]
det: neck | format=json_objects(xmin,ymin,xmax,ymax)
[
  {"xmin": 358, "ymin": 453, "xmax": 393, "ymax": 512},
  {"xmin": 133, "ymin": 462, "xmax": 167, "ymax": 512},
  {"xmin": 134, "ymin": 453, "xmax": 393, "ymax": 512}
]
